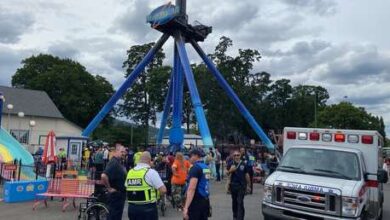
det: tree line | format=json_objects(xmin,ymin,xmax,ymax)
[{"xmin": 11, "ymin": 36, "xmax": 387, "ymax": 146}]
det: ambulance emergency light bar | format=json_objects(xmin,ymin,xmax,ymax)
[{"xmin": 286, "ymin": 130, "xmax": 374, "ymax": 145}]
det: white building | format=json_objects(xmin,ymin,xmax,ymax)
[
  {"xmin": 0, "ymin": 86, "xmax": 86, "ymax": 161},
  {"xmin": 162, "ymin": 134, "xmax": 204, "ymax": 148}
]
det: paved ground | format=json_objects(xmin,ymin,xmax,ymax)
[{"xmin": 0, "ymin": 181, "xmax": 389, "ymax": 220}]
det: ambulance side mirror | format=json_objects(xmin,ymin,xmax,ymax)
[
  {"xmin": 363, "ymin": 173, "xmax": 368, "ymax": 181},
  {"xmin": 377, "ymin": 169, "xmax": 388, "ymax": 184}
]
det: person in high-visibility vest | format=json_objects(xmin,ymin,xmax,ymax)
[
  {"xmin": 83, "ymin": 148, "xmax": 90, "ymax": 168},
  {"xmin": 133, "ymin": 147, "xmax": 144, "ymax": 166},
  {"xmin": 126, "ymin": 151, "xmax": 166, "ymax": 220}
]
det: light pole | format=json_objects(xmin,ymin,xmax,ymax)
[
  {"xmin": 130, "ymin": 124, "xmax": 133, "ymax": 147},
  {"xmin": 29, "ymin": 120, "xmax": 36, "ymax": 149},
  {"xmin": 310, "ymin": 90, "xmax": 318, "ymax": 128},
  {"xmin": 314, "ymin": 92, "xmax": 317, "ymax": 128},
  {"xmin": 17, "ymin": 112, "xmax": 24, "ymax": 143},
  {"xmin": 0, "ymin": 92, "xmax": 4, "ymax": 127},
  {"xmin": 7, "ymin": 104, "xmax": 13, "ymax": 131}
]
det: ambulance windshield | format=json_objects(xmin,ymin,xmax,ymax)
[{"xmin": 278, "ymin": 148, "xmax": 361, "ymax": 180}]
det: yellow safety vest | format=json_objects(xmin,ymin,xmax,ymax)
[
  {"xmin": 126, "ymin": 167, "xmax": 157, "ymax": 204},
  {"xmin": 133, "ymin": 152, "xmax": 142, "ymax": 165}
]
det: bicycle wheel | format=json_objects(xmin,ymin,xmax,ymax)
[
  {"xmin": 169, "ymin": 195, "xmax": 176, "ymax": 208},
  {"xmin": 162, "ymin": 198, "xmax": 167, "ymax": 216},
  {"xmin": 86, "ymin": 203, "xmax": 109, "ymax": 220},
  {"xmin": 78, "ymin": 203, "xmax": 88, "ymax": 220},
  {"xmin": 160, "ymin": 202, "xmax": 166, "ymax": 216},
  {"xmin": 78, "ymin": 212, "xmax": 87, "ymax": 220}
]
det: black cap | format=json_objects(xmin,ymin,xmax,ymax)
[{"xmin": 189, "ymin": 148, "xmax": 204, "ymax": 157}]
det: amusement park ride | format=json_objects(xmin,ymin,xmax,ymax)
[{"xmin": 82, "ymin": 0, "xmax": 275, "ymax": 152}]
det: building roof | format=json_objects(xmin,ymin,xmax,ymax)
[{"xmin": 0, "ymin": 86, "xmax": 64, "ymax": 119}]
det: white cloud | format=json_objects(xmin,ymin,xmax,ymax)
[
  {"xmin": 110, "ymin": 0, "xmax": 159, "ymax": 43},
  {"xmin": 280, "ymin": 0, "xmax": 337, "ymax": 16},
  {"xmin": 0, "ymin": 45, "xmax": 36, "ymax": 85},
  {"xmin": 0, "ymin": 0, "xmax": 390, "ymax": 134},
  {"xmin": 0, "ymin": 7, "xmax": 35, "ymax": 43}
]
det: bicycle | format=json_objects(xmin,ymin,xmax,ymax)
[
  {"xmin": 157, "ymin": 169, "xmax": 168, "ymax": 216},
  {"xmin": 78, "ymin": 186, "xmax": 109, "ymax": 220},
  {"xmin": 157, "ymin": 190, "xmax": 167, "ymax": 216}
]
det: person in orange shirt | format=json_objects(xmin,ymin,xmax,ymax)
[{"xmin": 171, "ymin": 152, "xmax": 190, "ymax": 210}]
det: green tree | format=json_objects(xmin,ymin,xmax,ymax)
[
  {"xmin": 183, "ymin": 86, "xmax": 196, "ymax": 134},
  {"xmin": 379, "ymin": 117, "xmax": 386, "ymax": 138},
  {"xmin": 289, "ymin": 85, "xmax": 329, "ymax": 127},
  {"xmin": 317, "ymin": 102, "xmax": 385, "ymax": 135},
  {"xmin": 264, "ymin": 79, "xmax": 293, "ymax": 130},
  {"xmin": 92, "ymin": 121, "xmax": 145, "ymax": 148},
  {"xmin": 120, "ymin": 43, "xmax": 171, "ymax": 144},
  {"xmin": 195, "ymin": 36, "xmax": 266, "ymax": 143},
  {"xmin": 262, "ymin": 83, "xmax": 330, "ymax": 130},
  {"xmin": 243, "ymin": 71, "xmax": 272, "ymax": 137},
  {"xmin": 11, "ymin": 54, "xmax": 114, "ymax": 128}
]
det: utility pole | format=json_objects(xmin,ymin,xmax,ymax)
[
  {"xmin": 0, "ymin": 92, "xmax": 4, "ymax": 127},
  {"xmin": 131, "ymin": 124, "xmax": 133, "ymax": 147},
  {"xmin": 314, "ymin": 91, "xmax": 317, "ymax": 128}
]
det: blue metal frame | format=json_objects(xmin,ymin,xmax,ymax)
[
  {"xmin": 172, "ymin": 45, "xmax": 184, "ymax": 132},
  {"xmin": 156, "ymin": 74, "xmax": 173, "ymax": 146},
  {"xmin": 190, "ymin": 40, "xmax": 274, "ymax": 150},
  {"xmin": 82, "ymin": 34, "xmax": 170, "ymax": 136},
  {"xmin": 83, "ymin": 1, "xmax": 274, "ymax": 154},
  {"xmin": 169, "ymin": 44, "xmax": 185, "ymax": 152},
  {"xmin": 176, "ymin": 35, "xmax": 213, "ymax": 148}
]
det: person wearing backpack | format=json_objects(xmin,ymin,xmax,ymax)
[{"xmin": 183, "ymin": 149, "xmax": 211, "ymax": 220}]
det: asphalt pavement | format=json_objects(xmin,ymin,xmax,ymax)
[{"xmin": 0, "ymin": 180, "xmax": 389, "ymax": 220}]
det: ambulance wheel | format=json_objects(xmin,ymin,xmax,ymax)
[
  {"xmin": 361, "ymin": 210, "xmax": 368, "ymax": 220},
  {"xmin": 378, "ymin": 203, "xmax": 383, "ymax": 220}
]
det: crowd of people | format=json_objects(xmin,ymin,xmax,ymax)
[
  {"xmin": 30, "ymin": 141, "xmax": 388, "ymax": 220},
  {"xmin": 383, "ymin": 158, "xmax": 390, "ymax": 176},
  {"xmin": 86, "ymin": 143, "xmax": 279, "ymax": 220},
  {"xmin": 33, "ymin": 142, "xmax": 278, "ymax": 220},
  {"xmin": 95, "ymin": 144, "xmax": 206, "ymax": 220}
]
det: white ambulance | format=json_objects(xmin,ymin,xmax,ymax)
[{"xmin": 262, "ymin": 127, "xmax": 388, "ymax": 220}]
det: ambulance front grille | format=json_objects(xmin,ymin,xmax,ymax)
[{"xmin": 275, "ymin": 186, "xmax": 340, "ymax": 216}]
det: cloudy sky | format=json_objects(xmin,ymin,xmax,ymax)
[{"xmin": 1, "ymin": 0, "xmax": 390, "ymax": 133}]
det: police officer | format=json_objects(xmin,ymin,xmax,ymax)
[
  {"xmin": 228, "ymin": 150, "xmax": 251, "ymax": 220},
  {"xmin": 101, "ymin": 144, "xmax": 127, "ymax": 220},
  {"xmin": 126, "ymin": 151, "xmax": 167, "ymax": 220},
  {"xmin": 183, "ymin": 148, "xmax": 211, "ymax": 220},
  {"xmin": 240, "ymin": 147, "xmax": 255, "ymax": 194}
]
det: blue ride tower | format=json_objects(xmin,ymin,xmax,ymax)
[{"xmin": 82, "ymin": 0, "xmax": 274, "ymax": 153}]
